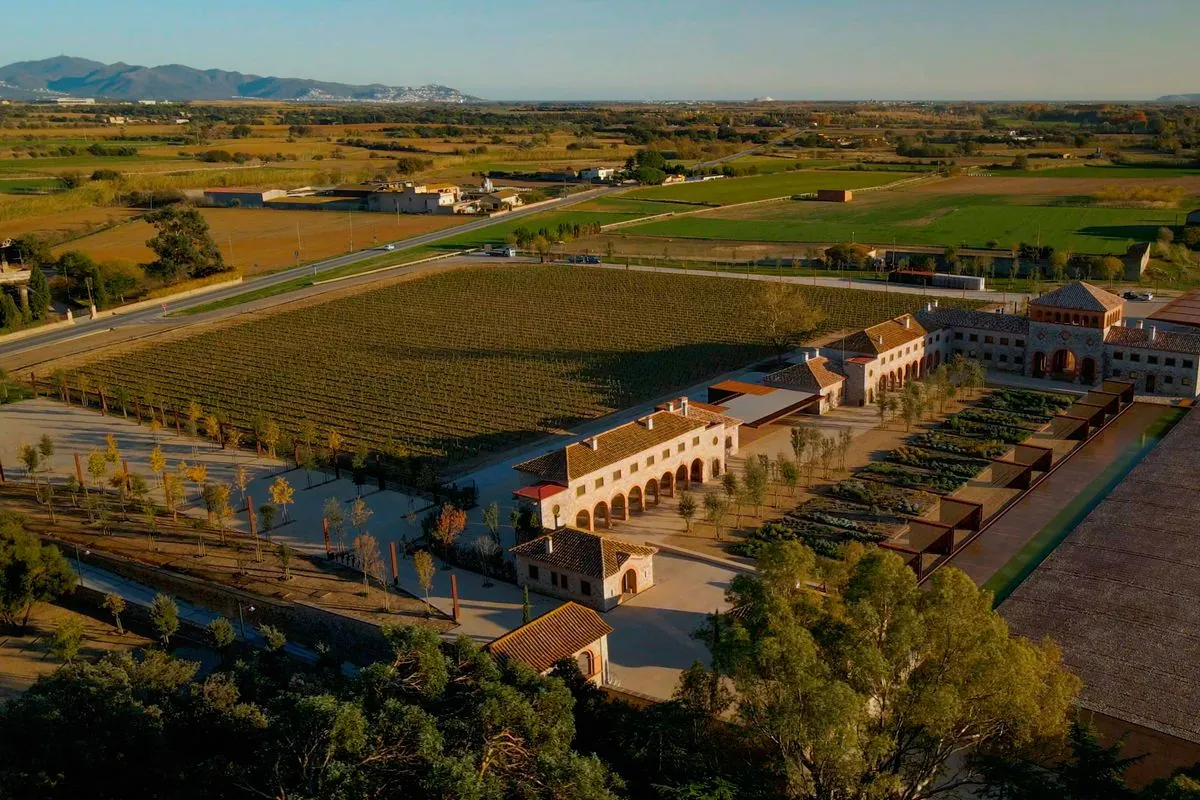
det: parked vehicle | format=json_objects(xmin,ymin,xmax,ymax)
[
  {"xmin": 1136, "ymin": 291, "xmax": 1154, "ymax": 301},
  {"xmin": 487, "ymin": 246, "xmax": 517, "ymax": 258},
  {"xmin": 584, "ymin": 255, "xmax": 601, "ymax": 264},
  {"xmin": 1123, "ymin": 291, "xmax": 1139, "ymax": 299}
]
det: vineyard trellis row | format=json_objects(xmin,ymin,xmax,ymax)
[{"xmin": 64, "ymin": 265, "xmax": 983, "ymax": 472}]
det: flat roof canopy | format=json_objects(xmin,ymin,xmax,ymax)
[
  {"xmin": 717, "ymin": 386, "xmax": 818, "ymax": 428},
  {"xmin": 1149, "ymin": 290, "xmax": 1200, "ymax": 329},
  {"xmin": 513, "ymin": 483, "xmax": 566, "ymax": 501}
]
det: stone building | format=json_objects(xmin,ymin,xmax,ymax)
[
  {"xmin": 512, "ymin": 404, "xmax": 738, "ymax": 532},
  {"xmin": 511, "ymin": 527, "xmax": 657, "ymax": 612},
  {"xmin": 487, "ymin": 601, "xmax": 614, "ymax": 685}
]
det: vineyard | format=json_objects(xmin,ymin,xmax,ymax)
[{"xmin": 70, "ymin": 265, "xmax": 982, "ymax": 471}]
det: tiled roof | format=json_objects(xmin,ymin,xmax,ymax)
[
  {"xmin": 709, "ymin": 379, "xmax": 775, "ymax": 396},
  {"xmin": 1030, "ymin": 281, "xmax": 1123, "ymax": 312},
  {"xmin": 513, "ymin": 411, "xmax": 705, "ymax": 483},
  {"xmin": 1104, "ymin": 325, "xmax": 1200, "ymax": 355},
  {"xmin": 916, "ymin": 307, "xmax": 1030, "ymax": 335},
  {"xmin": 656, "ymin": 398, "xmax": 743, "ymax": 428},
  {"xmin": 762, "ymin": 356, "xmax": 846, "ymax": 392},
  {"xmin": 510, "ymin": 527, "xmax": 657, "ymax": 579},
  {"xmin": 487, "ymin": 601, "xmax": 614, "ymax": 674},
  {"xmin": 826, "ymin": 314, "xmax": 926, "ymax": 355}
]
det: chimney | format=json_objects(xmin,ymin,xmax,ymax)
[
  {"xmin": 546, "ymin": 535, "xmax": 553, "ymax": 554},
  {"xmin": 1150, "ymin": 326, "xmax": 1157, "ymax": 342},
  {"xmin": 902, "ymin": 317, "xmax": 911, "ymax": 329},
  {"xmin": 666, "ymin": 401, "xmax": 675, "ymax": 412},
  {"xmin": 925, "ymin": 302, "xmax": 933, "ymax": 312},
  {"xmin": 1137, "ymin": 319, "xmax": 1144, "ymax": 330},
  {"xmin": 680, "ymin": 397, "xmax": 689, "ymax": 415},
  {"xmin": 639, "ymin": 415, "xmax": 654, "ymax": 430},
  {"xmin": 877, "ymin": 334, "xmax": 884, "ymax": 345},
  {"xmin": 587, "ymin": 437, "xmax": 599, "ymax": 451}
]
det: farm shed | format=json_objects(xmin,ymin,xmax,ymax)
[
  {"xmin": 816, "ymin": 188, "xmax": 853, "ymax": 202},
  {"xmin": 203, "ymin": 188, "xmax": 287, "ymax": 208}
]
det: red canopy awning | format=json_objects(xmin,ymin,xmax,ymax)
[{"xmin": 513, "ymin": 482, "xmax": 566, "ymax": 501}]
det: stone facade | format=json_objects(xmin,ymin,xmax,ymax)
[{"xmin": 512, "ymin": 528, "xmax": 657, "ymax": 612}]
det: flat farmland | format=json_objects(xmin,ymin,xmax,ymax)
[
  {"xmin": 431, "ymin": 209, "xmax": 649, "ymax": 249},
  {"xmin": 51, "ymin": 208, "xmax": 467, "ymax": 275},
  {"xmin": 0, "ymin": 206, "xmax": 142, "ymax": 240},
  {"xmin": 624, "ymin": 191, "xmax": 1190, "ymax": 254},
  {"xmin": 71, "ymin": 265, "xmax": 982, "ymax": 469},
  {"xmin": 624, "ymin": 170, "xmax": 902, "ymax": 205}
]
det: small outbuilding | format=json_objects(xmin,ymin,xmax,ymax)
[
  {"xmin": 816, "ymin": 188, "xmax": 853, "ymax": 202},
  {"xmin": 511, "ymin": 527, "xmax": 656, "ymax": 612},
  {"xmin": 203, "ymin": 188, "xmax": 287, "ymax": 208},
  {"xmin": 487, "ymin": 601, "xmax": 614, "ymax": 685}
]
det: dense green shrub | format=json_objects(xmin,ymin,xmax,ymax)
[
  {"xmin": 887, "ymin": 446, "xmax": 989, "ymax": 479},
  {"xmin": 729, "ymin": 519, "xmax": 885, "ymax": 559},
  {"xmin": 984, "ymin": 389, "xmax": 1073, "ymax": 416},
  {"xmin": 859, "ymin": 463, "xmax": 968, "ymax": 494},
  {"xmin": 959, "ymin": 407, "xmax": 1049, "ymax": 429},
  {"xmin": 909, "ymin": 432, "xmax": 1009, "ymax": 458},
  {"xmin": 943, "ymin": 416, "xmax": 1030, "ymax": 444},
  {"xmin": 831, "ymin": 479, "xmax": 933, "ymax": 515}
]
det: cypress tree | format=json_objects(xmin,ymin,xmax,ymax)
[
  {"xmin": 0, "ymin": 292, "xmax": 22, "ymax": 330},
  {"xmin": 27, "ymin": 265, "xmax": 51, "ymax": 320}
]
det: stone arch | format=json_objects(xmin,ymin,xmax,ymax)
[
  {"xmin": 645, "ymin": 478, "xmax": 659, "ymax": 506},
  {"xmin": 676, "ymin": 464, "xmax": 688, "ymax": 489},
  {"xmin": 593, "ymin": 500, "xmax": 610, "ymax": 529},
  {"xmin": 660, "ymin": 471, "xmax": 674, "ymax": 498},
  {"xmin": 690, "ymin": 458, "xmax": 704, "ymax": 484},
  {"xmin": 1051, "ymin": 349, "xmax": 1077, "ymax": 377},
  {"xmin": 610, "ymin": 492, "xmax": 627, "ymax": 521},
  {"xmin": 621, "ymin": 568, "xmax": 638, "ymax": 594},
  {"xmin": 904, "ymin": 363, "xmax": 912, "ymax": 381},
  {"xmin": 575, "ymin": 508, "xmax": 592, "ymax": 531},
  {"xmin": 576, "ymin": 649, "xmax": 595, "ymax": 677},
  {"xmin": 628, "ymin": 485, "xmax": 644, "ymax": 513}
]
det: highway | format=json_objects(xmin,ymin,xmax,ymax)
[{"xmin": 0, "ymin": 184, "xmax": 619, "ymax": 359}]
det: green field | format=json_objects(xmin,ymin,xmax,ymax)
[
  {"xmin": 572, "ymin": 197, "xmax": 700, "ymax": 214},
  {"xmin": 0, "ymin": 177, "xmax": 63, "ymax": 193},
  {"xmin": 78, "ymin": 265, "xmax": 982, "ymax": 469},
  {"xmin": 723, "ymin": 155, "xmax": 842, "ymax": 174},
  {"xmin": 625, "ymin": 193, "xmax": 1187, "ymax": 254},
  {"xmin": 625, "ymin": 171, "xmax": 902, "ymax": 205},
  {"xmin": 432, "ymin": 209, "xmax": 647, "ymax": 249},
  {"xmin": 1004, "ymin": 165, "xmax": 1200, "ymax": 179}
]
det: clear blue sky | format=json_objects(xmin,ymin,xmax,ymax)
[{"xmin": 7, "ymin": 0, "xmax": 1198, "ymax": 100}]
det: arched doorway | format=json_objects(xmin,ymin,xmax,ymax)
[
  {"xmin": 575, "ymin": 509, "xmax": 592, "ymax": 531},
  {"xmin": 711, "ymin": 458, "xmax": 722, "ymax": 479},
  {"xmin": 1051, "ymin": 349, "xmax": 1077, "ymax": 378},
  {"xmin": 621, "ymin": 569, "xmax": 638, "ymax": 594},
  {"xmin": 628, "ymin": 486, "xmax": 643, "ymax": 513},
  {"xmin": 660, "ymin": 471, "xmax": 674, "ymax": 498},
  {"xmin": 1080, "ymin": 357, "xmax": 1097, "ymax": 384},
  {"xmin": 1032, "ymin": 352, "xmax": 1048, "ymax": 379},
  {"xmin": 576, "ymin": 650, "xmax": 595, "ymax": 678},
  {"xmin": 690, "ymin": 458, "xmax": 704, "ymax": 484},
  {"xmin": 593, "ymin": 501, "xmax": 610, "ymax": 529},
  {"xmin": 611, "ymin": 493, "xmax": 627, "ymax": 521},
  {"xmin": 645, "ymin": 478, "xmax": 659, "ymax": 505},
  {"xmin": 675, "ymin": 464, "xmax": 688, "ymax": 489}
]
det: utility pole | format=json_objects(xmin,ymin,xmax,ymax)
[
  {"xmin": 295, "ymin": 221, "xmax": 301, "ymax": 266},
  {"xmin": 349, "ymin": 211, "xmax": 354, "ymax": 251}
]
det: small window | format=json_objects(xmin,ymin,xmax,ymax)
[
  {"xmin": 1129, "ymin": 370, "xmax": 1139, "ymax": 378},
  {"xmin": 550, "ymin": 570, "xmax": 558, "ymax": 585},
  {"xmin": 1112, "ymin": 369, "xmax": 1122, "ymax": 377},
  {"xmin": 692, "ymin": 436, "xmax": 700, "ymax": 446},
  {"xmin": 1015, "ymin": 355, "xmax": 1024, "ymax": 364},
  {"xmin": 1166, "ymin": 357, "xmax": 1176, "ymax": 367},
  {"xmin": 954, "ymin": 332, "xmax": 964, "ymax": 341},
  {"xmin": 529, "ymin": 565, "xmax": 539, "ymax": 580},
  {"xmin": 1000, "ymin": 337, "xmax": 1009, "ymax": 346},
  {"xmin": 1186, "ymin": 360, "xmax": 1195, "ymax": 369},
  {"xmin": 712, "ymin": 436, "xmax": 719, "ymax": 445},
  {"xmin": 954, "ymin": 348, "xmax": 964, "ymax": 355},
  {"xmin": 999, "ymin": 354, "xmax": 1008, "ymax": 363},
  {"xmin": 1016, "ymin": 339, "xmax": 1025, "ymax": 348},
  {"xmin": 983, "ymin": 352, "xmax": 993, "ymax": 361},
  {"xmin": 677, "ymin": 443, "xmax": 685, "ymax": 453},
  {"xmin": 984, "ymin": 336, "xmax": 994, "ymax": 344},
  {"xmin": 594, "ymin": 477, "xmax": 604, "ymax": 489},
  {"xmin": 576, "ymin": 486, "xmax": 586, "ymax": 497},
  {"xmin": 580, "ymin": 580, "xmax": 592, "ymax": 596},
  {"xmin": 612, "ymin": 469, "xmax": 622, "ymax": 480},
  {"xmin": 646, "ymin": 455, "xmax": 655, "ymax": 466},
  {"xmin": 1113, "ymin": 351, "xmax": 1124, "ymax": 360},
  {"xmin": 630, "ymin": 462, "xmax": 638, "ymax": 474},
  {"xmin": 1184, "ymin": 377, "xmax": 1193, "ymax": 386},
  {"xmin": 662, "ymin": 449, "xmax": 670, "ymax": 460},
  {"xmin": 1131, "ymin": 353, "xmax": 1141, "ymax": 363},
  {"xmin": 1165, "ymin": 375, "xmax": 1175, "ymax": 384},
  {"xmin": 1148, "ymin": 355, "xmax": 1159, "ymax": 365},
  {"xmin": 558, "ymin": 574, "xmax": 569, "ymax": 590}
]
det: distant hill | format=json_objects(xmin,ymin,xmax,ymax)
[
  {"xmin": 1157, "ymin": 93, "xmax": 1200, "ymax": 104},
  {"xmin": 0, "ymin": 55, "xmax": 479, "ymax": 103}
]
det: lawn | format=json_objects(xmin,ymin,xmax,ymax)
[
  {"xmin": 53, "ymin": 208, "xmax": 467, "ymax": 276},
  {"xmin": 75, "ymin": 265, "xmax": 982, "ymax": 470},
  {"xmin": 624, "ymin": 192, "xmax": 1184, "ymax": 254},
  {"xmin": 624, "ymin": 171, "xmax": 902, "ymax": 205},
  {"xmin": 570, "ymin": 197, "xmax": 700, "ymax": 214}
]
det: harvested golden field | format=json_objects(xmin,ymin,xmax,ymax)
[
  {"xmin": 0, "ymin": 207, "xmax": 142, "ymax": 240},
  {"xmin": 51, "ymin": 208, "xmax": 467, "ymax": 275}
]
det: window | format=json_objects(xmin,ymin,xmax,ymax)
[
  {"xmin": 954, "ymin": 348, "xmax": 964, "ymax": 356},
  {"xmin": 550, "ymin": 570, "xmax": 558, "ymax": 586},
  {"xmin": 1166, "ymin": 357, "xmax": 1176, "ymax": 367},
  {"xmin": 984, "ymin": 336, "xmax": 994, "ymax": 344},
  {"xmin": 558, "ymin": 574, "xmax": 569, "ymax": 590},
  {"xmin": 1166, "ymin": 375, "xmax": 1175, "ymax": 384},
  {"xmin": 1186, "ymin": 360, "xmax": 1195, "ymax": 369},
  {"xmin": 594, "ymin": 477, "xmax": 604, "ymax": 489},
  {"xmin": 1112, "ymin": 369, "xmax": 1122, "ymax": 377},
  {"xmin": 662, "ymin": 449, "xmax": 670, "ymax": 460},
  {"xmin": 1016, "ymin": 339, "xmax": 1025, "ymax": 348},
  {"xmin": 1113, "ymin": 351, "xmax": 1124, "ymax": 360},
  {"xmin": 983, "ymin": 352, "xmax": 993, "ymax": 361},
  {"xmin": 529, "ymin": 565, "xmax": 539, "ymax": 580},
  {"xmin": 612, "ymin": 469, "xmax": 622, "ymax": 480},
  {"xmin": 1015, "ymin": 355, "xmax": 1024, "ymax": 365},
  {"xmin": 1129, "ymin": 371, "xmax": 1139, "ymax": 378},
  {"xmin": 969, "ymin": 333, "xmax": 979, "ymax": 342},
  {"xmin": 692, "ymin": 436, "xmax": 700, "ymax": 446},
  {"xmin": 1000, "ymin": 337, "xmax": 1009, "ymax": 346},
  {"xmin": 630, "ymin": 462, "xmax": 638, "ymax": 474},
  {"xmin": 1131, "ymin": 353, "xmax": 1141, "ymax": 362},
  {"xmin": 1148, "ymin": 355, "xmax": 1159, "ymax": 365},
  {"xmin": 646, "ymin": 455, "xmax": 655, "ymax": 466},
  {"xmin": 1185, "ymin": 377, "xmax": 1193, "ymax": 386},
  {"xmin": 677, "ymin": 443, "xmax": 685, "ymax": 453},
  {"xmin": 954, "ymin": 332, "xmax": 964, "ymax": 341},
  {"xmin": 999, "ymin": 354, "xmax": 1008, "ymax": 363},
  {"xmin": 576, "ymin": 486, "xmax": 586, "ymax": 497},
  {"xmin": 712, "ymin": 436, "xmax": 719, "ymax": 445},
  {"xmin": 580, "ymin": 580, "xmax": 592, "ymax": 596}
]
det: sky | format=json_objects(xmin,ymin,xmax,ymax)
[{"xmin": 6, "ymin": 0, "xmax": 1199, "ymax": 101}]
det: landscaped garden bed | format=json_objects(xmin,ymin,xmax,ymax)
[
  {"xmin": 983, "ymin": 389, "xmax": 1074, "ymax": 416},
  {"xmin": 909, "ymin": 431, "xmax": 1009, "ymax": 459},
  {"xmin": 830, "ymin": 479, "xmax": 935, "ymax": 516},
  {"xmin": 860, "ymin": 463, "xmax": 969, "ymax": 494},
  {"xmin": 943, "ymin": 415, "xmax": 1031, "ymax": 444},
  {"xmin": 729, "ymin": 518, "xmax": 888, "ymax": 559},
  {"xmin": 887, "ymin": 446, "xmax": 991, "ymax": 479}
]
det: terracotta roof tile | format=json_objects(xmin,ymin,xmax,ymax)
[
  {"xmin": 1104, "ymin": 325, "xmax": 1200, "ymax": 355},
  {"xmin": 510, "ymin": 527, "xmax": 657, "ymax": 579},
  {"xmin": 916, "ymin": 307, "xmax": 1030, "ymax": 335},
  {"xmin": 826, "ymin": 314, "xmax": 926, "ymax": 355},
  {"xmin": 513, "ymin": 411, "xmax": 706, "ymax": 483},
  {"xmin": 487, "ymin": 601, "xmax": 614, "ymax": 674},
  {"xmin": 1030, "ymin": 281, "xmax": 1123, "ymax": 312},
  {"xmin": 762, "ymin": 356, "xmax": 846, "ymax": 392},
  {"xmin": 709, "ymin": 380, "xmax": 775, "ymax": 396}
]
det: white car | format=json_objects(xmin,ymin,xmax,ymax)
[
  {"xmin": 382, "ymin": 244, "xmax": 395, "ymax": 251},
  {"xmin": 1135, "ymin": 291, "xmax": 1154, "ymax": 301}
]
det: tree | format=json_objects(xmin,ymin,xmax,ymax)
[
  {"xmin": 206, "ymin": 615, "xmax": 235, "ymax": 652},
  {"xmin": 322, "ymin": 495, "xmax": 346, "ymax": 548},
  {"xmin": 149, "ymin": 593, "xmax": 179, "ymax": 648},
  {"xmin": 742, "ymin": 459, "xmax": 768, "ymax": 517},
  {"xmin": 522, "ymin": 585, "xmax": 532, "ymax": 624},
  {"xmin": 0, "ymin": 293, "xmax": 22, "ymax": 331},
  {"xmin": 50, "ymin": 617, "xmax": 85, "ymax": 663},
  {"xmin": 103, "ymin": 592, "xmax": 126, "ymax": 634},
  {"xmin": 701, "ymin": 541, "xmax": 1080, "ymax": 800},
  {"xmin": 754, "ymin": 283, "xmax": 824, "ymax": 363},
  {"xmin": 1158, "ymin": 226, "xmax": 1175, "ymax": 244},
  {"xmin": 677, "ymin": 491, "xmax": 698, "ymax": 532},
  {"xmin": 26, "ymin": 265, "xmax": 51, "ymax": 320},
  {"xmin": 413, "ymin": 550, "xmax": 435, "ymax": 613},
  {"xmin": 703, "ymin": 493, "xmax": 729, "ymax": 540},
  {"xmin": 259, "ymin": 502, "xmax": 277, "ymax": 533},
  {"xmin": 277, "ymin": 541, "xmax": 294, "ymax": 581},
  {"xmin": 258, "ymin": 624, "xmax": 287, "ymax": 652},
  {"xmin": 778, "ymin": 456, "xmax": 800, "ymax": 497},
  {"xmin": 352, "ymin": 533, "xmax": 381, "ymax": 597},
  {"xmin": 431, "ymin": 503, "xmax": 466, "ymax": 549},
  {"xmin": 18, "ymin": 443, "xmax": 40, "ymax": 484},
  {"xmin": 162, "ymin": 473, "xmax": 183, "ymax": 522},
  {"xmin": 349, "ymin": 497, "xmax": 374, "ymax": 541},
  {"xmin": 0, "ymin": 512, "xmax": 76, "ymax": 628},
  {"xmin": 1101, "ymin": 255, "xmax": 1124, "ymax": 286},
  {"xmin": 149, "ymin": 445, "xmax": 167, "ymax": 486},
  {"xmin": 86, "ymin": 449, "xmax": 107, "ymax": 489},
  {"xmin": 268, "ymin": 476, "xmax": 294, "ymax": 524},
  {"xmin": 482, "ymin": 501, "xmax": 501, "ymax": 544},
  {"xmin": 143, "ymin": 205, "xmax": 227, "ymax": 283}
]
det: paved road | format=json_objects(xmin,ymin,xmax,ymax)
[{"xmin": 0, "ymin": 185, "xmax": 619, "ymax": 359}]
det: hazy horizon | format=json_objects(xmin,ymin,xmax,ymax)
[{"xmin": 5, "ymin": 0, "xmax": 1198, "ymax": 101}]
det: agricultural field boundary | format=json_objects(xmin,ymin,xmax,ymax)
[{"xmin": 311, "ymin": 248, "xmax": 480, "ymax": 286}]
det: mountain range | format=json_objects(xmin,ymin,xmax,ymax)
[
  {"xmin": 1157, "ymin": 94, "xmax": 1200, "ymax": 104},
  {"xmin": 0, "ymin": 56, "xmax": 478, "ymax": 103}
]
